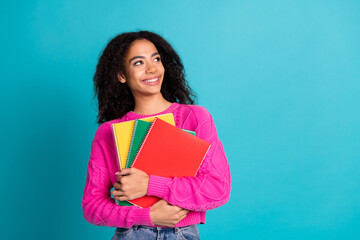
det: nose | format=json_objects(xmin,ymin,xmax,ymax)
[{"xmin": 145, "ymin": 62, "xmax": 157, "ymax": 74}]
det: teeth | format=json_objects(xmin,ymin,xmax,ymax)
[{"xmin": 144, "ymin": 78, "xmax": 158, "ymax": 83}]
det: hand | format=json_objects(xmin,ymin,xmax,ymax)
[
  {"xmin": 112, "ymin": 168, "xmax": 149, "ymax": 201},
  {"xmin": 150, "ymin": 200, "xmax": 189, "ymax": 227}
]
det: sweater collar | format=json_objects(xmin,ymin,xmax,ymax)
[{"xmin": 125, "ymin": 103, "xmax": 179, "ymax": 121}]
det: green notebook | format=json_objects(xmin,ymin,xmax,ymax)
[
  {"xmin": 116, "ymin": 200, "xmax": 133, "ymax": 206},
  {"xmin": 126, "ymin": 120, "xmax": 152, "ymax": 168},
  {"xmin": 183, "ymin": 129, "xmax": 196, "ymax": 136}
]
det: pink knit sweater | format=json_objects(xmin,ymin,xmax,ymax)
[{"xmin": 82, "ymin": 103, "xmax": 231, "ymax": 228}]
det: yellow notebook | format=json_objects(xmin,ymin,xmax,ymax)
[{"xmin": 112, "ymin": 113, "xmax": 175, "ymax": 170}]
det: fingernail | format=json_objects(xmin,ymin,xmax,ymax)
[{"xmin": 115, "ymin": 171, "xmax": 121, "ymax": 175}]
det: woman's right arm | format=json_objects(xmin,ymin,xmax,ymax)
[
  {"xmin": 82, "ymin": 139, "xmax": 154, "ymax": 228},
  {"xmin": 82, "ymin": 129, "xmax": 187, "ymax": 228}
]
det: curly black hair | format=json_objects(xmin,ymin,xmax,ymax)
[{"xmin": 93, "ymin": 31, "xmax": 197, "ymax": 124}]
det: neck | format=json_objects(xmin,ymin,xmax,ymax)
[{"xmin": 133, "ymin": 94, "xmax": 172, "ymax": 115}]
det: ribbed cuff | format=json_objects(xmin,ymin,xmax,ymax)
[
  {"xmin": 132, "ymin": 207, "xmax": 155, "ymax": 227},
  {"xmin": 173, "ymin": 211, "xmax": 206, "ymax": 227},
  {"xmin": 147, "ymin": 175, "xmax": 172, "ymax": 198}
]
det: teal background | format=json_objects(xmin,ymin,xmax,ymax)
[{"xmin": 1, "ymin": 0, "xmax": 359, "ymax": 239}]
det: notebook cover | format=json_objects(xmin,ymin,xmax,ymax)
[
  {"xmin": 112, "ymin": 113, "xmax": 175, "ymax": 170},
  {"xmin": 126, "ymin": 120, "xmax": 151, "ymax": 168},
  {"xmin": 183, "ymin": 129, "xmax": 196, "ymax": 136},
  {"xmin": 116, "ymin": 200, "xmax": 133, "ymax": 206},
  {"xmin": 129, "ymin": 118, "xmax": 210, "ymax": 208},
  {"xmin": 127, "ymin": 121, "xmax": 196, "ymax": 168}
]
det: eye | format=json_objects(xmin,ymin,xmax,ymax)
[
  {"xmin": 134, "ymin": 60, "xmax": 143, "ymax": 66},
  {"xmin": 154, "ymin": 56, "xmax": 161, "ymax": 62}
]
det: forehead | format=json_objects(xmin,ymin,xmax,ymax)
[{"xmin": 126, "ymin": 39, "xmax": 158, "ymax": 58}]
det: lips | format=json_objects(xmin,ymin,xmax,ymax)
[{"xmin": 142, "ymin": 76, "xmax": 160, "ymax": 85}]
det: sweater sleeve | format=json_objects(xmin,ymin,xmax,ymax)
[
  {"xmin": 82, "ymin": 128, "xmax": 155, "ymax": 228},
  {"xmin": 146, "ymin": 108, "xmax": 231, "ymax": 211}
]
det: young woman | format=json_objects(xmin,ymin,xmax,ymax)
[{"xmin": 82, "ymin": 31, "xmax": 231, "ymax": 239}]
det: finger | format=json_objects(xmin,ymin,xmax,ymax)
[
  {"xmin": 179, "ymin": 209, "xmax": 189, "ymax": 216},
  {"xmin": 114, "ymin": 182, "xmax": 121, "ymax": 190},
  {"xmin": 115, "ymin": 173, "xmax": 122, "ymax": 182},
  {"xmin": 114, "ymin": 183, "xmax": 124, "ymax": 192},
  {"xmin": 178, "ymin": 212, "xmax": 187, "ymax": 222},
  {"xmin": 171, "ymin": 205, "xmax": 183, "ymax": 212},
  {"xmin": 114, "ymin": 196, "xmax": 122, "ymax": 201},
  {"xmin": 113, "ymin": 191, "xmax": 128, "ymax": 200},
  {"xmin": 112, "ymin": 189, "xmax": 123, "ymax": 197},
  {"xmin": 118, "ymin": 168, "xmax": 133, "ymax": 176},
  {"xmin": 112, "ymin": 189, "xmax": 117, "ymax": 197},
  {"xmin": 117, "ymin": 196, "xmax": 129, "ymax": 201},
  {"xmin": 174, "ymin": 210, "xmax": 188, "ymax": 223}
]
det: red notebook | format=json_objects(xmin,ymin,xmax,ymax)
[{"xmin": 129, "ymin": 118, "xmax": 211, "ymax": 208}]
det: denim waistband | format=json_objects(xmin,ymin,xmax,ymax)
[{"xmin": 122, "ymin": 224, "xmax": 197, "ymax": 233}]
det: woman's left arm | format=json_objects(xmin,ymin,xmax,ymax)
[{"xmin": 146, "ymin": 109, "xmax": 231, "ymax": 211}]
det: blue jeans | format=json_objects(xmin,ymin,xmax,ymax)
[{"xmin": 111, "ymin": 225, "xmax": 200, "ymax": 240}]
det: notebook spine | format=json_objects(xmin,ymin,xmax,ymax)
[
  {"xmin": 131, "ymin": 118, "xmax": 158, "ymax": 167},
  {"xmin": 112, "ymin": 124, "xmax": 122, "ymax": 171},
  {"xmin": 126, "ymin": 120, "xmax": 138, "ymax": 168}
]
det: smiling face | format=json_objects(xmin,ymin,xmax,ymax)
[{"xmin": 118, "ymin": 39, "xmax": 165, "ymax": 100}]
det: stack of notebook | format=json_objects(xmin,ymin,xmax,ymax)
[{"xmin": 112, "ymin": 113, "xmax": 210, "ymax": 208}]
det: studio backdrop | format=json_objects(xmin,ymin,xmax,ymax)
[{"xmin": 1, "ymin": 0, "xmax": 359, "ymax": 239}]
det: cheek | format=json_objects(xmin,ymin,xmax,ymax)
[
  {"xmin": 128, "ymin": 68, "xmax": 144, "ymax": 81},
  {"xmin": 159, "ymin": 64, "xmax": 165, "ymax": 75}
]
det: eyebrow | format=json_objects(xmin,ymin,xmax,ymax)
[{"xmin": 129, "ymin": 52, "xmax": 160, "ymax": 63}]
